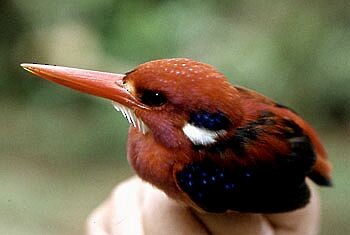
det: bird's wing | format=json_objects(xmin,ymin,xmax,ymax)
[
  {"xmin": 175, "ymin": 110, "xmax": 328, "ymax": 213},
  {"xmin": 175, "ymin": 117, "xmax": 314, "ymax": 213},
  {"xmin": 174, "ymin": 86, "xmax": 331, "ymax": 213},
  {"xmin": 233, "ymin": 85, "xmax": 332, "ymax": 186}
]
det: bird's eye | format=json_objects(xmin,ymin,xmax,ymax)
[{"xmin": 139, "ymin": 89, "xmax": 166, "ymax": 107}]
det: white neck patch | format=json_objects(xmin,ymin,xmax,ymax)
[{"xmin": 182, "ymin": 123, "xmax": 226, "ymax": 146}]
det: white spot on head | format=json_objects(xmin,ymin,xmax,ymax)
[{"xmin": 182, "ymin": 123, "xmax": 226, "ymax": 146}]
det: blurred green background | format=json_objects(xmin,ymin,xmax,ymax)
[{"xmin": 1, "ymin": 0, "xmax": 349, "ymax": 234}]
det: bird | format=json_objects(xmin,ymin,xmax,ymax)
[{"xmin": 21, "ymin": 58, "xmax": 332, "ymax": 213}]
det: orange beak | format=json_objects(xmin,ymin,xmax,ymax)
[{"xmin": 20, "ymin": 63, "xmax": 147, "ymax": 110}]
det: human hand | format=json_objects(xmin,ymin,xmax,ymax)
[{"xmin": 86, "ymin": 176, "xmax": 320, "ymax": 235}]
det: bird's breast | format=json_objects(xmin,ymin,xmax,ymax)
[{"xmin": 127, "ymin": 127, "xmax": 193, "ymax": 198}]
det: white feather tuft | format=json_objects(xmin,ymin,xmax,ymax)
[
  {"xmin": 112, "ymin": 102, "xmax": 149, "ymax": 134},
  {"xmin": 182, "ymin": 123, "xmax": 226, "ymax": 146}
]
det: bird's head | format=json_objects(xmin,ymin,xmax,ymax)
[{"xmin": 21, "ymin": 58, "xmax": 243, "ymax": 149}]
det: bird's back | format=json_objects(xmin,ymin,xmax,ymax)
[{"xmin": 234, "ymin": 85, "xmax": 332, "ymax": 186}]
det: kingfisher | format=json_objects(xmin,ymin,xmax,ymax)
[{"xmin": 21, "ymin": 58, "xmax": 331, "ymax": 213}]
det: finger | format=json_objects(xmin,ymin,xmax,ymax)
[
  {"xmin": 86, "ymin": 197, "xmax": 113, "ymax": 235},
  {"xmin": 86, "ymin": 177, "xmax": 144, "ymax": 235},
  {"xmin": 192, "ymin": 210, "xmax": 274, "ymax": 235},
  {"xmin": 140, "ymin": 179, "xmax": 211, "ymax": 235}
]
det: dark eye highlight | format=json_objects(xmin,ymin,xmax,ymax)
[{"xmin": 139, "ymin": 90, "xmax": 166, "ymax": 107}]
